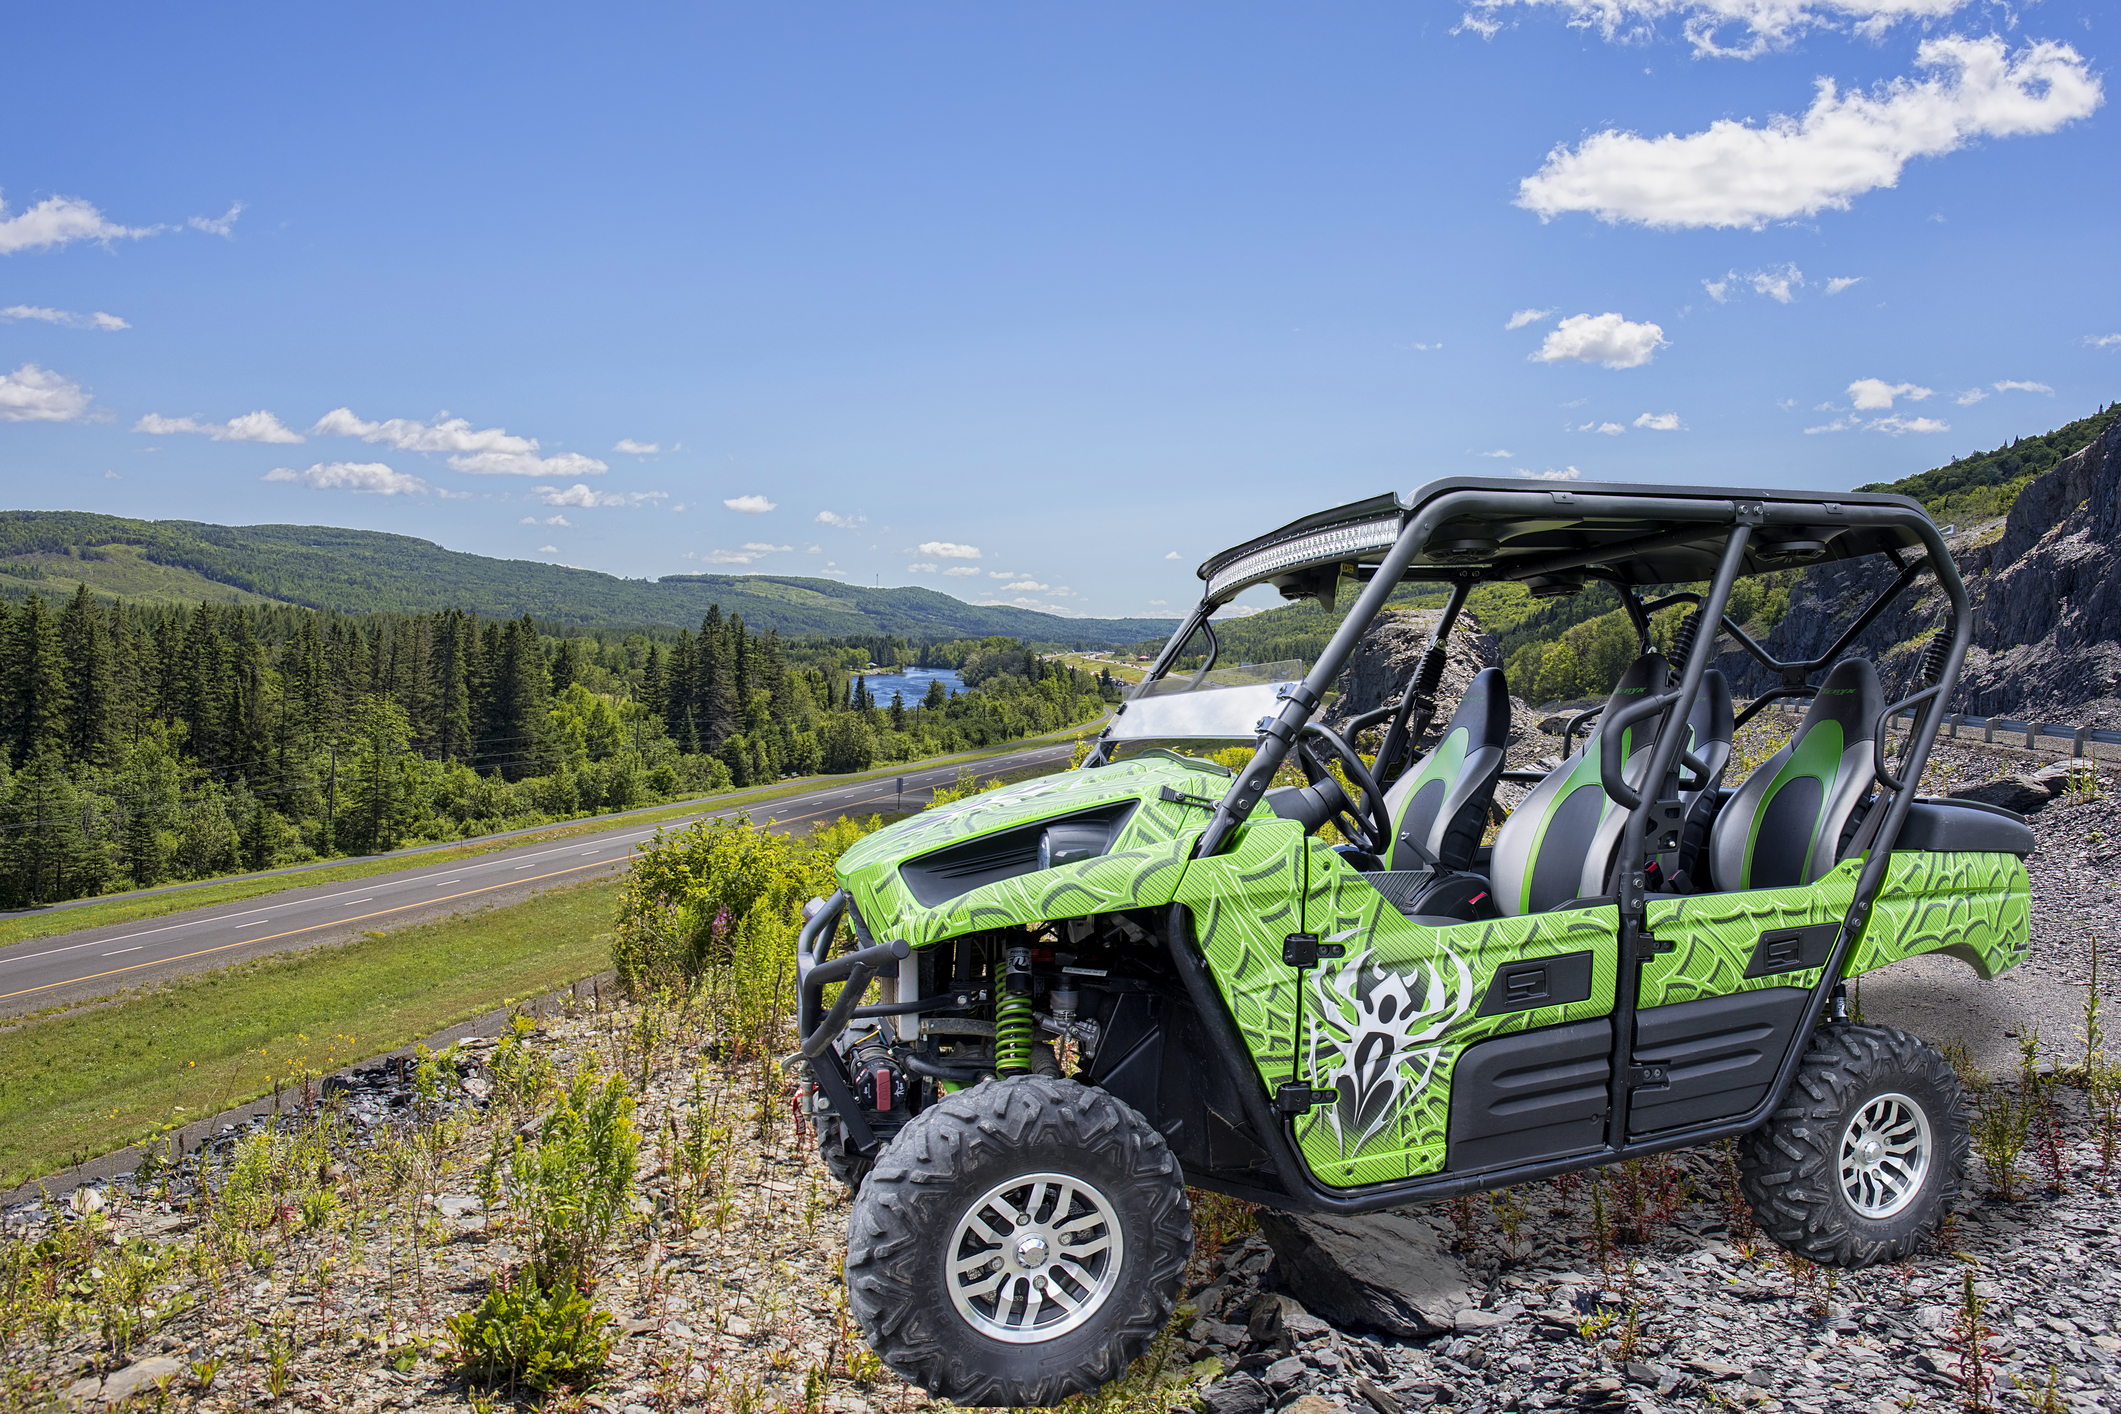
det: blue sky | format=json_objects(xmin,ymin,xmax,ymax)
[{"xmin": 2, "ymin": 2, "xmax": 2114, "ymax": 623}]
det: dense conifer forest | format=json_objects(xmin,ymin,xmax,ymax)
[{"xmin": 0, "ymin": 588, "xmax": 1118, "ymax": 907}]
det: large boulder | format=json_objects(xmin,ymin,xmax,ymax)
[
  {"xmin": 1948, "ymin": 761, "xmax": 2075, "ymax": 815},
  {"xmin": 1254, "ymin": 1208, "xmax": 1475, "ymax": 1338}
]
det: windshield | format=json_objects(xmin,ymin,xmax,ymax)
[{"xmin": 1104, "ymin": 658, "xmax": 1303, "ymax": 764}]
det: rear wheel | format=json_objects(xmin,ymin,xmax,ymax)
[
  {"xmin": 1740, "ymin": 1024, "xmax": 1968, "ymax": 1267},
  {"xmin": 844, "ymin": 1076, "xmax": 1191, "ymax": 1406}
]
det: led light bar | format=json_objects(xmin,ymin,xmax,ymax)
[{"xmin": 1205, "ymin": 516, "xmax": 1405, "ymax": 601}]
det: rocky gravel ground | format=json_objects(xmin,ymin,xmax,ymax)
[{"xmin": 5, "ymin": 740, "xmax": 2118, "ymax": 1414}]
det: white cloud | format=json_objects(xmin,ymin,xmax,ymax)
[
  {"xmin": 0, "ymin": 364, "xmax": 93, "ymax": 423},
  {"xmin": 816, "ymin": 510, "xmax": 866, "ymax": 529},
  {"xmin": 188, "ymin": 202, "xmax": 243, "ymax": 238},
  {"xmin": 1517, "ymin": 37, "xmax": 2103, "ymax": 229},
  {"xmin": 1461, "ymin": 0, "xmax": 1979, "ymax": 59},
  {"xmin": 1953, "ymin": 388, "xmax": 1988, "ymax": 406},
  {"xmin": 1163, "ymin": 551, "xmax": 1182, "ymax": 560},
  {"xmin": 519, "ymin": 514, "xmax": 571, "ymax": 527},
  {"xmin": 448, "ymin": 449, "xmax": 608, "ymax": 477},
  {"xmin": 1476, "ymin": 449, "xmax": 1514, "ymax": 458},
  {"xmin": 311, "ymin": 407, "xmax": 607, "ymax": 476},
  {"xmin": 2086, "ymin": 334, "xmax": 2121, "ymax": 350},
  {"xmin": 534, "ymin": 483, "xmax": 668, "ymax": 509},
  {"xmin": 1634, "ymin": 411, "xmax": 1683, "ymax": 430},
  {"xmin": 263, "ymin": 461, "xmax": 430, "ymax": 495},
  {"xmin": 1702, "ymin": 275, "xmax": 1734, "ymax": 303},
  {"xmin": 943, "ymin": 566, "xmax": 981, "ymax": 577},
  {"xmin": 805, "ymin": 543, "xmax": 823, "ymax": 553},
  {"xmin": 907, "ymin": 562, "xmax": 939, "ymax": 573},
  {"xmin": 1825, "ymin": 276, "xmax": 1865, "ymax": 295},
  {"xmin": 723, "ymin": 493, "xmax": 776, "ymax": 513},
  {"xmin": 134, "ymin": 410, "xmax": 304, "ymax": 443},
  {"xmin": 1870, "ymin": 414, "xmax": 1950, "ymax": 435},
  {"xmin": 1453, "ymin": 11, "xmax": 1503, "ymax": 38},
  {"xmin": 1580, "ymin": 421, "xmax": 1626, "ymax": 435},
  {"xmin": 615, "ymin": 438, "xmax": 660, "ymax": 455},
  {"xmin": 0, "ymin": 192, "xmax": 159, "ymax": 254},
  {"xmin": 538, "ymin": 545, "xmax": 559, "ymax": 554},
  {"xmin": 1751, "ymin": 264, "xmax": 1803, "ymax": 302},
  {"xmin": 1848, "ymin": 378, "xmax": 1932, "ymax": 410},
  {"xmin": 1993, "ymin": 379, "xmax": 2053, "ymax": 395},
  {"xmin": 1006, "ymin": 579, "xmax": 1052, "ymax": 591},
  {"xmin": 1804, "ymin": 415, "xmax": 1859, "ymax": 433},
  {"xmin": 1514, "ymin": 466, "xmax": 1584, "ymax": 480},
  {"xmin": 103, "ymin": 470, "xmax": 120, "ymax": 479},
  {"xmin": 1505, "ymin": 308, "xmax": 1555, "ymax": 330},
  {"xmin": 701, "ymin": 546, "xmax": 779, "ymax": 564},
  {"xmin": 1531, "ymin": 312, "xmax": 1667, "ymax": 369},
  {"xmin": 1, "ymin": 304, "xmax": 129, "ymax": 331},
  {"xmin": 919, "ymin": 540, "xmax": 982, "ymax": 560},
  {"xmin": 1148, "ymin": 599, "xmax": 1169, "ymax": 607},
  {"xmin": 742, "ymin": 541, "xmax": 791, "ymax": 553}
]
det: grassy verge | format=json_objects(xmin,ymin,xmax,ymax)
[
  {"xmin": 0, "ymin": 877, "xmax": 619, "ymax": 1191},
  {"xmin": 0, "ymin": 720, "xmax": 1102, "ymax": 954}
]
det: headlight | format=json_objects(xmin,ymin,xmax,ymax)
[{"xmin": 1039, "ymin": 823, "xmax": 1115, "ymax": 871}]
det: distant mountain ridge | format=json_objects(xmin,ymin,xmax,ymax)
[{"xmin": 0, "ymin": 511, "xmax": 1180, "ymax": 645}]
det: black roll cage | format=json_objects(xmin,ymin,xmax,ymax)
[{"xmin": 1117, "ymin": 478, "xmax": 1968, "ymax": 1210}]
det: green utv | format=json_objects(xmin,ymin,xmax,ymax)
[{"xmin": 791, "ymin": 478, "xmax": 2030, "ymax": 1406}]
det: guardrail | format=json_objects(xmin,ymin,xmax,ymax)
[{"xmin": 1756, "ymin": 698, "xmax": 2121, "ymax": 761}]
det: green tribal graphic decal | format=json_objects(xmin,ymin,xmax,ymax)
[
  {"xmin": 1639, "ymin": 866, "xmax": 1855, "ymax": 1008},
  {"xmin": 1184, "ymin": 836, "xmax": 1620, "ymax": 1189},
  {"xmin": 1847, "ymin": 850, "xmax": 2029, "ymax": 981},
  {"xmin": 834, "ymin": 756, "xmax": 1221, "ymax": 948}
]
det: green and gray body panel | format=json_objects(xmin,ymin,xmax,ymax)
[{"xmin": 832, "ymin": 759, "xmax": 2029, "ymax": 1195}]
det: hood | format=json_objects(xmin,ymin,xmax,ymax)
[{"xmin": 834, "ymin": 755, "xmax": 1238, "ymax": 947}]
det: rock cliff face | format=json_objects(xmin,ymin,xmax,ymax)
[
  {"xmin": 1716, "ymin": 415, "xmax": 2121, "ymax": 726},
  {"xmin": 1326, "ymin": 607, "xmax": 1499, "ymax": 725}
]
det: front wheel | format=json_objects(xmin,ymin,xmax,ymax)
[
  {"xmin": 844, "ymin": 1076, "xmax": 1192, "ymax": 1406},
  {"xmin": 1739, "ymin": 1023, "xmax": 1969, "ymax": 1267}
]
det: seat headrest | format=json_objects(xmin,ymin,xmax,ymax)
[
  {"xmin": 1604, "ymin": 653, "xmax": 1672, "ymax": 717},
  {"xmin": 1449, "ymin": 667, "xmax": 1514, "ymax": 750},
  {"xmin": 1801, "ymin": 658, "xmax": 1885, "ymax": 743}
]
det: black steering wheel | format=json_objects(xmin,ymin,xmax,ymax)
[{"xmin": 1293, "ymin": 722, "xmax": 1393, "ymax": 858}]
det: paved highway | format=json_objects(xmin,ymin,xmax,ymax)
[{"xmin": 0, "ymin": 739, "xmax": 1077, "ymax": 1017}]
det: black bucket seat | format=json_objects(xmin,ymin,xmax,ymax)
[
  {"xmin": 1487, "ymin": 654, "xmax": 1735, "ymax": 916},
  {"xmin": 1708, "ymin": 657, "xmax": 1883, "ymax": 890},
  {"xmin": 1381, "ymin": 666, "xmax": 1511, "ymax": 874}
]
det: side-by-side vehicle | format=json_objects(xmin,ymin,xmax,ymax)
[{"xmin": 790, "ymin": 477, "xmax": 2031, "ymax": 1406}]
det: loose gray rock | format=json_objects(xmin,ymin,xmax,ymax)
[
  {"xmin": 1198, "ymin": 1373, "xmax": 1271, "ymax": 1414},
  {"xmin": 98, "ymin": 1357, "xmax": 184, "ymax": 1406},
  {"xmin": 1264, "ymin": 1354, "xmax": 1310, "ymax": 1394},
  {"xmin": 1948, "ymin": 760, "xmax": 2074, "ymax": 815},
  {"xmin": 1255, "ymin": 1209, "xmax": 1472, "ymax": 1339}
]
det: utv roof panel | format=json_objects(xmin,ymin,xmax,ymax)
[{"xmin": 1197, "ymin": 475, "xmax": 1932, "ymax": 605}]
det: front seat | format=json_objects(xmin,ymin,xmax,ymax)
[
  {"xmin": 1709, "ymin": 657, "xmax": 1884, "ymax": 890},
  {"xmin": 1489, "ymin": 654, "xmax": 1688, "ymax": 917},
  {"xmin": 1382, "ymin": 667, "xmax": 1511, "ymax": 874}
]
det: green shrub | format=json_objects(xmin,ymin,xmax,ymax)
[
  {"xmin": 446, "ymin": 1267, "xmax": 615, "ymax": 1392},
  {"xmin": 479, "ymin": 1068, "xmax": 637, "ymax": 1291}
]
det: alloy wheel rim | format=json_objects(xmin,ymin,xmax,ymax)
[
  {"xmin": 1838, "ymin": 1091, "xmax": 1932, "ymax": 1219},
  {"xmin": 945, "ymin": 1171, "xmax": 1126, "ymax": 1343}
]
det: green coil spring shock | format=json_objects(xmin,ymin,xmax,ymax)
[{"xmin": 995, "ymin": 946, "xmax": 1035, "ymax": 1076}]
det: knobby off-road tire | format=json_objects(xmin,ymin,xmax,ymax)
[
  {"xmin": 845, "ymin": 1076, "xmax": 1192, "ymax": 1407},
  {"xmin": 1739, "ymin": 1023, "xmax": 1969, "ymax": 1267}
]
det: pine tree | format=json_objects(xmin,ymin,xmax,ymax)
[
  {"xmin": 58, "ymin": 584, "xmax": 118, "ymax": 767},
  {"xmin": 1, "ymin": 595, "xmax": 71, "ymax": 769}
]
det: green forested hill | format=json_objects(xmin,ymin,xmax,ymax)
[
  {"xmin": 1857, "ymin": 401, "xmax": 2116, "ymax": 522},
  {"xmin": 0, "ymin": 511, "xmax": 1175, "ymax": 645}
]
